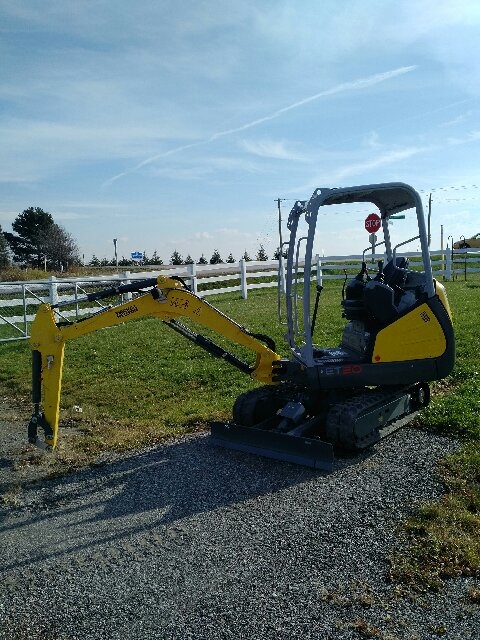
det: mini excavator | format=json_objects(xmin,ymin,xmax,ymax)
[{"xmin": 27, "ymin": 182, "xmax": 455, "ymax": 470}]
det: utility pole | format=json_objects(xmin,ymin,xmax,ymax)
[
  {"xmin": 428, "ymin": 193, "xmax": 432, "ymax": 247},
  {"xmin": 276, "ymin": 198, "xmax": 286, "ymax": 255},
  {"xmin": 113, "ymin": 238, "xmax": 118, "ymax": 272}
]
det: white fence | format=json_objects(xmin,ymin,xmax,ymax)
[
  {"xmin": 316, "ymin": 249, "xmax": 480, "ymax": 284},
  {"xmin": 1, "ymin": 249, "xmax": 479, "ymax": 342},
  {"xmin": 0, "ymin": 259, "xmax": 284, "ymax": 342}
]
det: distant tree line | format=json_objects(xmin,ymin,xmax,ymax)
[
  {"xmin": 87, "ymin": 244, "xmax": 280, "ymax": 268},
  {"xmin": 0, "ymin": 205, "xmax": 286, "ymax": 272}
]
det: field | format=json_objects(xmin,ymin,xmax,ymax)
[{"xmin": 1, "ymin": 276, "xmax": 479, "ymax": 589}]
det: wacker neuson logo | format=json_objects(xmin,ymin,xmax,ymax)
[{"xmin": 115, "ymin": 304, "xmax": 138, "ymax": 319}]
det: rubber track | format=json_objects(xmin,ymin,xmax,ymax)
[{"xmin": 325, "ymin": 389, "xmax": 401, "ymax": 451}]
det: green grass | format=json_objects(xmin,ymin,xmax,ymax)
[
  {"xmin": 388, "ymin": 276, "xmax": 480, "ymax": 590},
  {"xmin": 1, "ymin": 275, "xmax": 480, "ymax": 589},
  {"xmin": 389, "ymin": 444, "xmax": 480, "ymax": 591}
]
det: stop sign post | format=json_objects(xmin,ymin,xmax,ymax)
[
  {"xmin": 365, "ymin": 214, "xmax": 381, "ymax": 260},
  {"xmin": 365, "ymin": 213, "xmax": 381, "ymax": 233}
]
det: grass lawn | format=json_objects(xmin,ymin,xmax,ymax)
[
  {"xmin": 0, "ymin": 275, "xmax": 479, "ymax": 589},
  {"xmin": 389, "ymin": 276, "xmax": 480, "ymax": 590}
]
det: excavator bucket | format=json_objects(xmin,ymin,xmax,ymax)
[{"xmin": 210, "ymin": 422, "xmax": 334, "ymax": 471}]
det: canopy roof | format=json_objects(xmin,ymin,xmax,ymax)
[{"xmin": 311, "ymin": 182, "xmax": 420, "ymax": 217}]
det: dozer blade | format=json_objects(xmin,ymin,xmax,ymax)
[{"xmin": 210, "ymin": 422, "xmax": 334, "ymax": 471}]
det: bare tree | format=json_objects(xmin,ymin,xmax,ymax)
[{"xmin": 38, "ymin": 223, "xmax": 81, "ymax": 271}]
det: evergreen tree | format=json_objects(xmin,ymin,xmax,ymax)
[
  {"xmin": 256, "ymin": 244, "xmax": 268, "ymax": 261},
  {"xmin": 150, "ymin": 250, "xmax": 163, "ymax": 266},
  {"xmin": 0, "ymin": 225, "xmax": 11, "ymax": 268},
  {"xmin": 89, "ymin": 254, "xmax": 101, "ymax": 267},
  {"xmin": 4, "ymin": 207, "xmax": 80, "ymax": 269},
  {"xmin": 184, "ymin": 254, "xmax": 194, "ymax": 264},
  {"xmin": 210, "ymin": 249, "xmax": 223, "ymax": 264},
  {"xmin": 226, "ymin": 252, "xmax": 235, "ymax": 263},
  {"xmin": 170, "ymin": 250, "xmax": 183, "ymax": 265},
  {"xmin": 4, "ymin": 207, "xmax": 54, "ymax": 268},
  {"xmin": 242, "ymin": 250, "xmax": 252, "ymax": 262},
  {"xmin": 198, "ymin": 254, "xmax": 208, "ymax": 265}
]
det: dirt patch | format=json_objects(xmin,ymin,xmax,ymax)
[
  {"xmin": 0, "ymin": 398, "xmax": 65, "ymax": 498},
  {"xmin": 0, "ymin": 398, "xmax": 128, "ymax": 500}
]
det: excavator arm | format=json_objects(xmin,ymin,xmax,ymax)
[{"xmin": 28, "ymin": 275, "xmax": 281, "ymax": 449}]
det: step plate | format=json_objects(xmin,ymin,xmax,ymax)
[{"xmin": 210, "ymin": 422, "xmax": 334, "ymax": 472}]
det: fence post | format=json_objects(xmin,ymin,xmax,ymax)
[
  {"xmin": 49, "ymin": 275, "xmax": 58, "ymax": 306},
  {"xmin": 279, "ymin": 257, "xmax": 286, "ymax": 294},
  {"xmin": 445, "ymin": 248, "xmax": 452, "ymax": 281},
  {"xmin": 123, "ymin": 271, "xmax": 132, "ymax": 301},
  {"xmin": 240, "ymin": 259, "xmax": 248, "ymax": 299},
  {"xmin": 315, "ymin": 254, "xmax": 323, "ymax": 288},
  {"xmin": 188, "ymin": 262, "xmax": 197, "ymax": 294},
  {"xmin": 22, "ymin": 283, "xmax": 28, "ymax": 337}
]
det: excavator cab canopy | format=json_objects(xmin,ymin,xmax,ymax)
[{"xmin": 282, "ymin": 182, "xmax": 436, "ymax": 367}]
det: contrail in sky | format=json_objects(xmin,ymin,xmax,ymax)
[{"xmin": 104, "ymin": 65, "xmax": 417, "ymax": 186}]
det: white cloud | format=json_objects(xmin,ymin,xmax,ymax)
[
  {"xmin": 194, "ymin": 231, "xmax": 214, "ymax": 240},
  {"xmin": 49, "ymin": 211, "xmax": 86, "ymax": 221},
  {"xmin": 440, "ymin": 111, "xmax": 475, "ymax": 127},
  {"xmin": 240, "ymin": 139, "xmax": 308, "ymax": 161},
  {"xmin": 332, "ymin": 146, "xmax": 428, "ymax": 180},
  {"xmin": 295, "ymin": 146, "xmax": 429, "ymax": 192},
  {"xmin": 105, "ymin": 66, "xmax": 417, "ymax": 185},
  {"xmin": 149, "ymin": 155, "xmax": 267, "ymax": 182},
  {"xmin": 363, "ymin": 132, "xmax": 382, "ymax": 149},
  {"xmin": 446, "ymin": 130, "xmax": 480, "ymax": 145}
]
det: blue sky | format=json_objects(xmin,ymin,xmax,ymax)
[{"xmin": 1, "ymin": 1, "xmax": 480, "ymax": 263}]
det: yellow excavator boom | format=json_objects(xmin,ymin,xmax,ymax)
[{"xmin": 28, "ymin": 275, "xmax": 281, "ymax": 449}]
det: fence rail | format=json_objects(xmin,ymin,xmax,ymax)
[{"xmin": 1, "ymin": 249, "xmax": 479, "ymax": 342}]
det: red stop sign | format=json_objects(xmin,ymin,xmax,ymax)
[{"xmin": 365, "ymin": 213, "xmax": 381, "ymax": 233}]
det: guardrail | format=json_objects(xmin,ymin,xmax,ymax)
[{"xmin": 1, "ymin": 250, "xmax": 479, "ymax": 342}]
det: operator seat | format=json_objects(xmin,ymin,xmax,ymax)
[
  {"xmin": 383, "ymin": 257, "xmax": 409, "ymax": 289},
  {"xmin": 363, "ymin": 280, "xmax": 398, "ymax": 324}
]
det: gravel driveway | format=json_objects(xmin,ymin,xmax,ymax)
[{"xmin": 0, "ymin": 426, "xmax": 478, "ymax": 639}]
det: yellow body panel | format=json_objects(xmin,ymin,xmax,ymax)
[
  {"xmin": 434, "ymin": 280, "xmax": 452, "ymax": 319},
  {"xmin": 372, "ymin": 303, "xmax": 446, "ymax": 363}
]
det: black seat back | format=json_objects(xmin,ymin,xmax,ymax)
[
  {"xmin": 383, "ymin": 257, "xmax": 408, "ymax": 288},
  {"xmin": 364, "ymin": 280, "xmax": 398, "ymax": 324}
]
